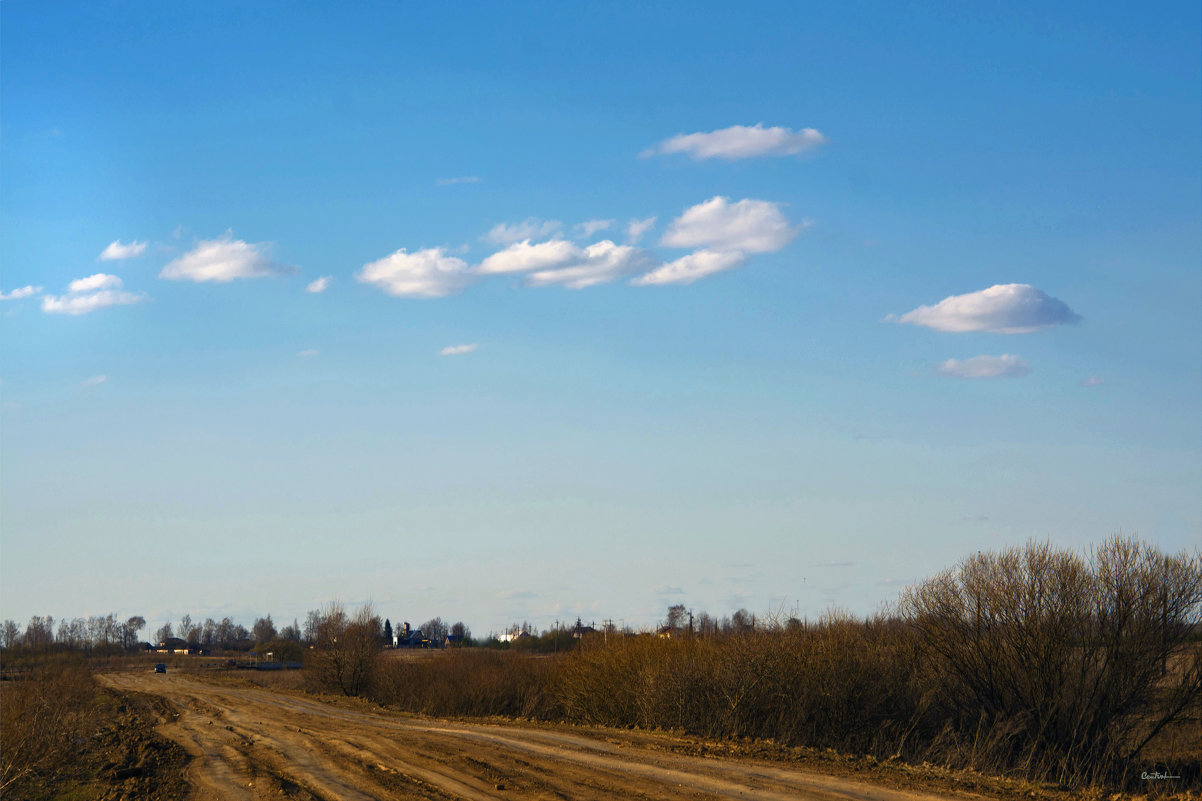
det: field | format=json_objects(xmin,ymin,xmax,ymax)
[
  {"xmin": 4, "ymin": 538, "xmax": 1198, "ymax": 799},
  {"xmin": 0, "ymin": 649, "xmax": 1197, "ymax": 801}
]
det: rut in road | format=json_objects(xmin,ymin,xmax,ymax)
[{"xmin": 100, "ymin": 672, "xmax": 969, "ymax": 801}]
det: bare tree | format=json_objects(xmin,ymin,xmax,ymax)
[
  {"xmin": 121, "ymin": 616, "xmax": 146, "ymax": 650},
  {"xmin": 155, "ymin": 622, "xmax": 173, "ymax": 643},
  {"xmin": 421, "ymin": 617, "xmax": 448, "ymax": 647},
  {"xmin": 216, "ymin": 617, "xmax": 236, "ymax": 649},
  {"xmin": 24, "ymin": 616, "xmax": 53, "ymax": 648},
  {"xmin": 730, "ymin": 609, "xmax": 755, "ymax": 634},
  {"xmin": 280, "ymin": 619, "xmax": 301, "ymax": 641},
  {"xmin": 1, "ymin": 620, "xmax": 20, "ymax": 649},
  {"xmin": 307, "ymin": 602, "xmax": 382, "ymax": 696},
  {"xmin": 201, "ymin": 618, "xmax": 217, "ymax": 647},
  {"xmin": 252, "ymin": 615, "xmax": 277, "ymax": 645}
]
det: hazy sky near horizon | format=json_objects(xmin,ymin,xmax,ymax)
[{"xmin": 2, "ymin": 2, "xmax": 1200, "ymax": 637}]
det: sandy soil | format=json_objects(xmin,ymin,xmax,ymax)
[{"xmin": 99, "ymin": 671, "xmax": 981, "ymax": 801}]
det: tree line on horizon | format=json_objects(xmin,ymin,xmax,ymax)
[
  {"xmin": 0, "ymin": 608, "xmax": 482, "ymax": 656},
  {"xmin": 0, "ymin": 598, "xmax": 773, "ymax": 657}
]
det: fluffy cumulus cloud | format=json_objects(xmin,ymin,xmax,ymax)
[
  {"xmin": 371, "ymin": 195, "xmax": 805, "ymax": 298},
  {"xmin": 68, "ymin": 273, "xmax": 123, "ymax": 293},
  {"xmin": 356, "ymin": 247, "xmax": 472, "ymax": 298},
  {"xmin": 661, "ymin": 196, "xmax": 802, "ymax": 254},
  {"xmin": 0, "ymin": 285, "xmax": 42, "ymax": 300},
  {"xmin": 439, "ymin": 343, "xmax": 478, "ymax": 356},
  {"xmin": 41, "ymin": 274, "xmax": 144, "ymax": 315},
  {"xmin": 524, "ymin": 241, "xmax": 657, "ymax": 289},
  {"xmin": 893, "ymin": 284, "xmax": 1080, "ymax": 334},
  {"xmin": 632, "ymin": 249, "xmax": 747, "ymax": 286},
  {"xmin": 305, "ymin": 276, "xmax": 331, "ymax": 294},
  {"xmin": 483, "ymin": 218, "xmax": 562, "ymax": 245},
  {"xmin": 478, "ymin": 239, "xmax": 655, "ymax": 289},
  {"xmin": 160, "ymin": 232, "xmax": 292, "ymax": 282},
  {"xmin": 98, "ymin": 240, "xmax": 147, "ymax": 260},
  {"xmin": 644, "ymin": 123, "xmax": 828, "ymax": 160},
  {"xmin": 477, "ymin": 239, "xmax": 581, "ymax": 276},
  {"xmin": 935, "ymin": 354, "xmax": 1032, "ymax": 379}
]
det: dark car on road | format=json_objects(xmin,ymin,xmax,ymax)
[{"xmin": 154, "ymin": 663, "xmax": 167, "ymax": 673}]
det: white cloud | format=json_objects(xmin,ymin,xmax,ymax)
[
  {"xmin": 440, "ymin": 344, "xmax": 478, "ymax": 356},
  {"xmin": 626, "ymin": 216, "xmax": 657, "ymax": 244},
  {"xmin": 892, "ymin": 284, "xmax": 1080, "ymax": 334},
  {"xmin": 525, "ymin": 240, "xmax": 656, "ymax": 289},
  {"xmin": 81, "ymin": 374, "xmax": 108, "ymax": 386},
  {"xmin": 644, "ymin": 123, "xmax": 828, "ymax": 160},
  {"xmin": 935, "ymin": 354, "xmax": 1032, "ymax": 379},
  {"xmin": 99, "ymin": 239, "xmax": 147, "ymax": 260},
  {"xmin": 68, "ymin": 273, "xmax": 123, "ymax": 293},
  {"xmin": 477, "ymin": 239, "xmax": 580, "ymax": 276},
  {"xmin": 483, "ymin": 218, "xmax": 562, "ymax": 245},
  {"xmin": 632, "ymin": 249, "xmax": 747, "ymax": 286},
  {"xmin": 574, "ymin": 219, "xmax": 615, "ymax": 238},
  {"xmin": 1081, "ymin": 375, "xmax": 1105, "ymax": 387},
  {"xmin": 438, "ymin": 176, "xmax": 481, "ymax": 185},
  {"xmin": 356, "ymin": 247, "xmax": 472, "ymax": 298},
  {"xmin": 305, "ymin": 276, "xmax": 331, "ymax": 294},
  {"xmin": 297, "ymin": 349, "xmax": 319, "ymax": 357},
  {"xmin": 661, "ymin": 196, "xmax": 802, "ymax": 253},
  {"xmin": 0, "ymin": 285, "xmax": 42, "ymax": 300},
  {"xmin": 159, "ymin": 232, "xmax": 292, "ymax": 282},
  {"xmin": 41, "ymin": 274, "xmax": 145, "ymax": 315},
  {"xmin": 42, "ymin": 290, "xmax": 144, "ymax": 315}
]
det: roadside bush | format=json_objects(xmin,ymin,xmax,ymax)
[
  {"xmin": 0, "ymin": 655, "xmax": 100, "ymax": 796},
  {"xmin": 304, "ymin": 602, "xmax": 382, "ymax": 697},
  {"xmin": 902, "ymin": 536, "xmax": 1202, "ymax": 787},
  {"xmin": 260, "ymin": 638, "xmax": 305, "ymax": 663},
  {"xmin": 555, "ymin": 615, "xmax": 925, "ymax": 754},
  {"xmin": 373, "ymin": 649, "xmax": 556, "ymax": 718}
]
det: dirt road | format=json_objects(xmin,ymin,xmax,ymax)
[{"xmin": 100, "ymin": 672, "xmax": 968, "ymax": 801}]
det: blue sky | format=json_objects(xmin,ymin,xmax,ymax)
[{"xmin": 3, "ymin": 1, "xmax": 1199, "ymax": 638}]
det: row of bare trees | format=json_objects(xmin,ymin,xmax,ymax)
[{"xmin": 1, "ymin": 614, "xmax": 146, "ymax": 653}]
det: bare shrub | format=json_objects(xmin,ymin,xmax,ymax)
[
  {"xmin": 373, "ymin": 649, "xmax": 555, "ymax": 718},
  {"xmin": 901, "ymin": 536, "xmax": 1202, "ymax": 787},
  {"xmin": 305, "ymin": 602, "xmax": 382, "ymax": 697},
  {"xmin": 0, "ymin": 656, "xmax": 100, "ymax": 795},
  {"xmin": 554, "ymin": 617, "xmax": 924, "ymax": 752}
]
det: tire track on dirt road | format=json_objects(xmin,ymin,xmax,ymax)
[{"xmin": 100, "ymin": 672, "xmax": 974, "ymax": 801}]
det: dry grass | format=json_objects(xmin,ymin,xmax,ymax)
[{"xmin": 1, "ymin": 654, "xmax": 101, "ymax": 797}]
